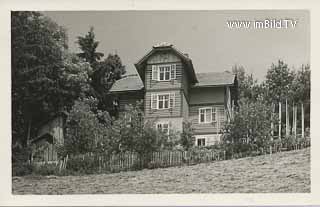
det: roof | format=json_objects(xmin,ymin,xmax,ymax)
[
  {"xmin": 193, "ymin": 72, "xmax": 235, "ymax": 87},
  {"xmin": 134, "ymin": 43, "xmax": 198, "ymax": 84},
  {"xmin": 109, "ymin": 74, "xmax": 144, "ymax": 92}
]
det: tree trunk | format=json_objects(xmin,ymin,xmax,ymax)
[
  {"xmin": 294, "ymin": 105, "xmax": 297, "ymax": 139},
  {"xmin": 279, "ymin": 102, "xmax": 281, "ymax": 140},
  {"xmin": 27, "ymin": 118, "xmax": 32, "ymax": 146},
  {"xmin": 286, "ymin": 99, "xmax": 289, "ymax": 136},
  {"xmin": 271, "ymin": 103, "xmax": 274, "ymax": 141},
  {"xmin": 302, "ymin": 102, "xmax": 305, "ymax": 138}
]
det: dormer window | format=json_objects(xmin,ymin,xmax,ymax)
[{"xmin": 152, "ymin": 64, "xmax": 176, "ymax": 81}]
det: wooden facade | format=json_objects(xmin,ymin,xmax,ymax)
[
  {"xmin": 110, "ymin": 43, "xmax": 238, "ymax": 146},
  {"xmin": 31, "ymin": 113, "xmax": 66, "ymax": 162}
]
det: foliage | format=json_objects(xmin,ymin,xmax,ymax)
[
  {"xmin": 223, "ymin": 98, "xmax": 276, "ymax": 148},
  {"xmin": 109, "ymin": 102, "xmax": 169, "ymax": 155},
  {"xmin": 64, "ymin": 97, "xmax": 111, "ymax": 155},
  {"xmin": 265, "ymin": 60, "xmax": 295, "ymax": 102},
  {"xmin": 76, "ymin": 27, "xmax": 126, "ymax": 111},
  {"xmin": 11, "ymin": 12, "xmax": 93, "ymax": 151},
  {"xmin": 76, "ymin": 26, "xmax": 104, "ymax": 64},
  {"xmin": 180, "ymin": 121, "xmax": 195, "ymax": 150},
  {"xmin": 12, "ymin": 162, "xmax": 33, "ymax": 176}
]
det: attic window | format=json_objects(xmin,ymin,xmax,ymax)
[{"xmin": 152, "ymin": 64, "xmax": 176, "ymax": 81}]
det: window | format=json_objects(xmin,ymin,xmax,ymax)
[
  {"xmin": 158, "ymin": 94, "xmax": 169, "ymax": 109},
  {"xmin": 157, "ymin": 122, "xmax": 169, "ymax": 135},
  {"xmin": 151, "ymin": 92, "xmax": 175, "ymax": 109},
  {"xmin": 152, "ymin": 64, "xmax": 176, "ymax": 81},
  {"xmin": 197, "ymin": 138, "xmax": 206, "ymax": 146},
  {"xmin": 199, "ymin": 106, "xmax": 225, "ymax": 131},
  {"xmin": 199, "ymin": 107, "xmax": 216, "ymax": 124}
]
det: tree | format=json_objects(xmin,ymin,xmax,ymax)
[
  {"xmin": 265, "ymin": 60, "xmax": 294, "ymax": 103},
  {"xmin": 180, "ymin": 121, "xmax": 195, "ymax": 150},
  {"xmin": 76, "ymin": 27, "xmax": 104, "ymax": 65},
  {"xmin": 12, "ymin": 11, "xmax": 68, "ymax": 146},
  {"xmin": 223, "ymin": 98, "xmax": 276, "ymax": 148},
  {"xmin": 11, "ymin": 12, "xmax": 93, "ymax": 159},
  {"xmin": 63, "ymin": 97, "xmax": 111, "ymax": 155},
  {"xmin": 232, "ymin": 65, "xmax": 261, "ymax": 102},
  {"xmin": 91, "ymin": 54, "xmax": 126, "ymax": 109}
]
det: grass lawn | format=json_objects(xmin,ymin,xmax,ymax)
[{"xmin": 12, "ymin": 148, "xmax": 310, "ymax": 194}]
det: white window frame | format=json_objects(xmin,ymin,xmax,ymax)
[
  {"xmin": 158, "ymin": 94, "xmax": 170, "ymax": 109},
  {"xmin": 151, "ymin": 64, "xmax": 177, "ymax": 81},
  {"xmin": 199, "ymin": 107, "xmax": 214, "ymax": 124},
  {"xmin": 151, "ymin": 92, "xmax": 175, "ymax": 110},
  {"xmin": 157, "ymin": 122, "xmax": 170, "ymax": 135}
]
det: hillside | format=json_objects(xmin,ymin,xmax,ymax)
[{"xmin": 12, "ymin": 148, "xmax": 310, "ymax": 194}]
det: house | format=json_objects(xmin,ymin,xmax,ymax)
[
  {"xmin": 30, "ymin": 112, "xmax": 67, "ymax": 162},
  {"xmin": 110, "ymin": 43, "xmax": 238, "ymax": 146}
]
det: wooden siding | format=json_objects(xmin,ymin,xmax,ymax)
[
  {"xmin": 181, "ymin": 63, "xmax": 190, "ymax": 98},
  {"xmin": 145, "ymin": 62, "xmax": 183, "ymax": 90},
  {"xmin": 182, "ymin": 92, "xmax": 189, "ymax": 119},
  {"xmin": 146, "ymin": 51, "xmax": 180, "ymax": 64},
  {"xmin": 189, "ymin": 87, "xmax": 225, "ymax": 105},
  {"xmin": 37, "ymin": 116, "xmax": 64, "ymax": 145},
  {"xmin": 145, "ymin": 90, "xmax": 181, "ymax": 118},
  {"xmin": 117, "ymin": 92, "xmax": 144, "ymax": 111},
  {"xmin": 189, "ymin": 104, "xmax": 226, "ymax": 134}
]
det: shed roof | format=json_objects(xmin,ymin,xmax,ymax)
[
  {"xmin": 109, "ymin": 74, "xmax": 144, "ymax": 92},
  {"xmin": 193, "ymin": 72, "xmax": 235, "ymax": 87}
]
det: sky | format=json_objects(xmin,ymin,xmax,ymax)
[{"xmin": 44, "ymin": 10, "xmax": 310, "ymax": 81}]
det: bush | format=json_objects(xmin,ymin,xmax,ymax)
[{"xmin": 12, "ymin": 162, "xmax": 33, "ymax": 176}]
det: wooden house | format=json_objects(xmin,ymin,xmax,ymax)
[{"xmin": 110, "ymin": 43, "xmax": 238, "ymax": 146}]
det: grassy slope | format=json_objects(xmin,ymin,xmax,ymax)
[{"xmin": 12, "ymin": 148, "xmax": 310, "ymax": 194}]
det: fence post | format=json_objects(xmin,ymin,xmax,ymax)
[
  {"xmin": 270, "ymin": 145, "xmax": 272, "ymax": 156},
  {"xmin": 223, "ymin": 150, "xmax": 226, "ymax": 160}
]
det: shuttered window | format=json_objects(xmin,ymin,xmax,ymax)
[
  {"xmin": 151, "ymin": 94, "xmax": 158, "ymax": 109},
  {"xmin": 151, "ymin": 92, "xmax": 176, "ymax": 110},
  {"xmin": 151, "ymin": 64, "xmax": 176, "ymax": 81},
  {"xmin": 152, "ymin": 65, "xmax": 158, "ymax": 80},
  {"xmin": 170, "ymin": 64, "xmax": 176, "ymax": 79}
]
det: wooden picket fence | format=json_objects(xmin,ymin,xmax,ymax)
[{"xmin": 31, "ymin": 137, "xmax": 310, "ymax": 174}]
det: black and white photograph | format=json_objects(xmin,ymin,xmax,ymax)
[
  {"xmin": 2, "ymin": 0, "xmax": 319, "ymax": 205},
  {"xmin": 10, "ymin": 10, "xmax": 311, "ymax": 195}
]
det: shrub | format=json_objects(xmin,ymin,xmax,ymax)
[{"xmin": 12, "ymin": 162, "xmax": 33, "ymax": 176}]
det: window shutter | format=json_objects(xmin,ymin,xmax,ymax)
[
  {"xmin": 152, "ymin": 65, "xmax": 158, "ymax": 80},
  {"xmin": 169, "ymin": 92, "xmax": 175, "ymax": 108},
  {"xmin": 170, "ymin": 64, "xmax": 176, "ymax": 80},
  {"xmin": 151, "ymin": 94, "xmax": 158, "ymax": 109}
]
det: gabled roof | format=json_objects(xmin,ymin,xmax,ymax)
[
  {"xmin": 134, "ymin": 43, "xmax": 198, "ymax": 84},
  {"xmin": 109, "ymin": 74, "xmax": 144, "ymax": 92},
  {"xmin": 193, "ymin": 72, "xmax": 235, "ymax": 88}
]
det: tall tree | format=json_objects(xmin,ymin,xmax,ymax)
[
  {"xmin": 11, "ymin": 12, "xmax": 92, "ymax": 149},
  {"xmin": 76, "ymin": 27, "xmax": 104, "ymax": 65}
]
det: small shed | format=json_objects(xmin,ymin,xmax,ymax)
[{"xmin": 30, "ymin": 112, "xmax": 67, "ymax": 162}]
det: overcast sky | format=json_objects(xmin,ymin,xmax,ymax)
[{"xmin": 44, "ymin": 10, "xmax": 309, "ymax": 81}]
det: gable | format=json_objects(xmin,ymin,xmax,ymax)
[{"xmin": 146, "ymin": 51, "xmax": 181, "ymax": 64}]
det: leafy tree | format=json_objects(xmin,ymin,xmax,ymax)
[
  {"xmin": 232, "ymin": 65, "xmax": 261, "ymax": 102},
  {"xmin": 63, "ymin": 97, "xmax": 111, "ymax": 155},
  {"xmin": 76, "ymin": 27, "xmax": 104, "ymax": 65},
  {"xmin": 223, "ymin": 98, "xmax": 276, "ymax": 147},
  {"xmin": 91, "ymin": 54, "xmax": 126, "ymax": 110},
  {"xmin": 109, "ymin": 101, "xmax": 169, "ymax": 155},
  {"xmin": 265, "ymin": 60, "xmax": 295, "ymax": 103},
  {"xmin": 11, "ymin": 12, "xmax": 94, "ymax": 161},
  {"xmin": 180, "ymin": 121, "xmax": 195, "ymax": 150},
  {"xmin": 12, "ymin": 11, "xmax": 68, "ymax": 146}
]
